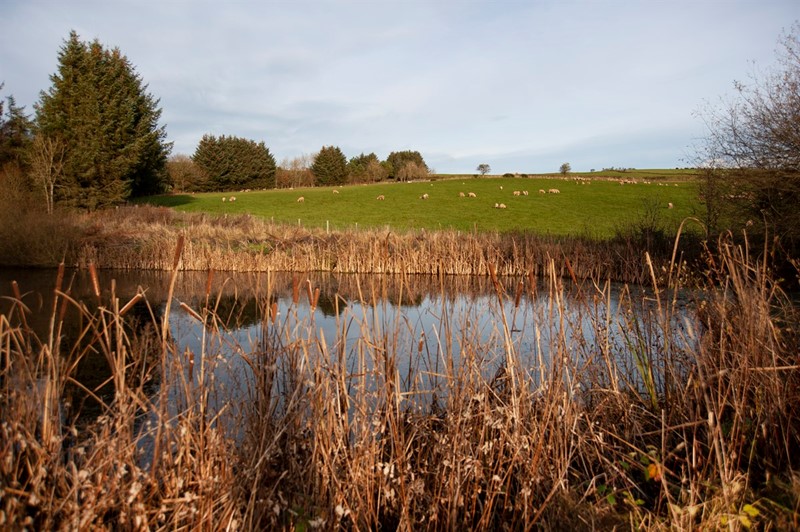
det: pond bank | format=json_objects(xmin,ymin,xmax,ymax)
[{"xmin": 0, "ymin": 204, "xmax": 702, "ymax": 285}]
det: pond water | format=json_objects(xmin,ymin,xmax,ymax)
[{"xmin": 0, "ymin": 267, "xmax": 697, "ymax": 424}]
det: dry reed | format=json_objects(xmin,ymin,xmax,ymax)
[{"xmin": 0, "ymin": 233, "xmax": 798, "ymax": 530}]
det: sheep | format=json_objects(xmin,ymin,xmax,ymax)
[
  {"xmin": 459, "ymin": 192, "xmax": 465, "ymax": 198},
  {"xmin": 229, "ymin": 196, "xmax": 236, "ymax": 202},
  {"xmin": 495, "ymin": 203, "xmax": 507, "ymax": 209},
  {"xmin": 332, "ymin": 189, "xmax": 339, "ymax": 194},
  {"xmin": 513, "ymin": 190, "xmax": 521, "ymax": 196},
  {"xmin": 297, "ymin": 196, "xmax": 305, "ymax": 203},
  {"xmin": 468, "ymin": 192, "xmax": 477, "ymax": 198},
  {"xmin": 420, "ymin": 193, "xmax": 429, "ymax": 200},
  {"xmin": 221, "ymin": 197, "xmax": 227, "ymax": 202},
  {"xmin": 548, "ymin": 188, "xmax": 560, "ymax": 194},
  {"xmin": 668, "ymin": 202, "xmax": 673, "ymax": 209},
  {"xmin": 499, "ymin": 186, "xmax": 503, "ymax": 190},
  {"xmin": 538, "ymin": 189, "xmax": 546, "ymax": 194},
  {"xmin": 522, "ymin": 190, "xmax": 529, "ymax": 196},
  {"xmin": 376, "ymin": 194, "xmax": 385, "ymax": 200}
]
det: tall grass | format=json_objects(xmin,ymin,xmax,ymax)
[
  {"xmin": 2, "ymin": 204, "xmax": 702, "ymax": 285},
  {"xmin": 1, "ymin": 235, "xmax": 798, "ymax": 529}
]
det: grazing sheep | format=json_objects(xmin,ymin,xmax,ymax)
[
  {"xmin": 297, "ymin": 196, "xmax": 305, "ymax": 203},
  {"xmin": 548, "ymin": 188, "xmax": 560, "ymax": 194},
  {"xmin": 495, "ymin": 203, "xmax": 507, "ymax": 209},
  {"xmin": 522, "ymin": 190, "xmax": 529, "ymax": 196},
  {"xmin": 376, "ymin": 194, "xmax": 385, "ymax": 200},
  {"xmin": 499, "ymin": 186, "xmax": 503, "ymax": 190},
  {"xmin": 332, "ymin": 189, "xmax": 339, "ymax": 194},
  {"xmin": 668, "ymin": 202, "xmax": 673, "ymax": 209},
  {"xmin": 229, "ymin": 196, "xmax": 236, "ymax": 202},
  {"xmin": 420, "ymin": 193, "xmax": 429, "ymax": 200},
  {"xmin": 459, "ymin": 192, "xmax": 465, "ymax": 197},
  {"xmin": 513, "ymin": 190, "xmax": 521, "ymax": 196},
  {"xmin": 538, "ymin": 189, "xmax": 546, "ymax": 194},
  {"xmin": 222, "ymin": 197, "xmax": 227, "ymax": 202},
  {"xmin": 468, "ymin": 192, "xmax": 477, "ymax": 198}
]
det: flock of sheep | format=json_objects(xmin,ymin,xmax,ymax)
[{"xmin": 220, "ymin": 180, "xmax": 677, "ymax": 210}]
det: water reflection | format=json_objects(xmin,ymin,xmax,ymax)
[{"xmin": 0, "ymin": 267, "xmax": 696, "ymax": 423}]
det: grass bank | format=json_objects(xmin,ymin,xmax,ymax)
[
  {"xmin": 143, "ymin": 173, "xmax": 699, "ymax": 236},
  {"xmin": 1, "ymin": 236, "xmax": 798, "ymax": 529}
]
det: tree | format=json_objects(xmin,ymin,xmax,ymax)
[
  {"xmin": 386, "ymin": 150, "xmax": 428, "ymax": 180},
  {"xmin": 311, "ymin": 146, "xmax": 347, "ymax": 186},
  {"xmin": 28, "ymin": 134, "xmax": 65, "ymax": 214},
  {"xmin": 166, "ymin": 154, "xmax": 207, "ymax": 192},
  {"xmin": 192, "ymin": 134, "xmax": 276, "ymax": 191},
  {"xmin": 696, "ymin": 23, "xmax": 800, "ymax": 251},
  {"xmin": 276, "ymin": 154, "xmax": 315, "ymax": 188},
  {"xmin": 348, "ymin": 152, "xmax": 387, "ymax": 183},
  {"xmin": 0, "ymin": 86, "xmax": 34, "ymax": 170},
  {"xmin": 559, "ymin": 162, "xmax": 571, "ymax": 175},
  {"xmin": 35, "ymin": 31, "xmax": 171, "ymax": 209},
  {"xmin": 476, "ymin": 163, "xmax": 491, "ymax": 176},
  {"xmin": 396, "ymin": 161, "xmax": 428, "ymax": 181}
]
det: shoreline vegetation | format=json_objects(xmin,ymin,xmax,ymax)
[
  {"xmin": 1, "ymin": 202, "xmax": 704, "ymax": 286},
  {"xmin": 1, "ymin": 235, "xmax": 798, "ymax": 529}
]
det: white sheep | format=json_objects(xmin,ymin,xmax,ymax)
[
  {"xmin": 538, "ymin": 189, "xmax": 546, "ymax": 194},
  {"xmin": 668, "ymin": 202, "xmax": 673, "ymax": 209},
  {"xmin": 332, "ymin": 189, "xmax": 339, "ymax": 194},
  {"xmin": 513, "ymin": 190, "xmax": 521, "ymax": 196},
  {"xmin": 376, "ymin": 194, "xmax": 385, "ymax": 200},
  {"xmin": 548, "ymin": 188, "xmax": 560, "ymax": 194},
  {"xmin": 221, "ymin": 197, "xmax": 227, "ymax": 202},
  {"xmin": 420, "ymin": 193, "xmax": 429, "ymax": 200},
  {"xmin": 459, "ymin": 192, "xmax": 465, "ymax": 197},
  {"xmin": 468, "ymin": 192, "xmax": 477, "ymax": 198},
  {"xmin": 297, "ymin": 196, "xmax": 305, "ymax": 203},
  {"xmin": 522, "ymin": 190, "xmax": 529, "ymax": 196}
]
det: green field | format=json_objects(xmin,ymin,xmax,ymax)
[{"xmin": 144, "ymin": 172, "xmax": 701, "ymax": 237}]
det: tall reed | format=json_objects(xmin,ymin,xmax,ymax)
[{"xmin": 0, "ymin": 234, "xmax": 797, "ymax": 529}]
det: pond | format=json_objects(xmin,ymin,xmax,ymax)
[{"xmin": 0, "ymin": 266, "xmax": 697, "ymax": 427}]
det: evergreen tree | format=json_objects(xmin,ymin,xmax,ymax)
[
  {"xmin": 0, "ymin": 85, "xmax": 34, "ymax": 169},
  {"xmin": 385, "ymin": 150, "xmax": 428, "ymax": 180},
  {"xmin": 347, "ymin": 152, "xmax": 386, "ymax": 183},
  {"xmin": 192, "ymin": 134, "xmax": 276, "ymax": 191},
  {"xmin": 312, "ymin": 146, "xmax": 347, "ymax": 186},
  {"xmin": 35, "ymin": 32, "xmax": 171, "ymax": 209}
]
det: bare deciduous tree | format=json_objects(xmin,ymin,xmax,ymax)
[
  {"xmin": 696, "ymin": 23, "xmax": 800, "ymax": 250},
  {"xmin": 476, "ymin": 163, "xmax": 491, "ymax": 176},
  {"xmin": 29, "ymin": 134, "xmax": 65, "ymax": 214}
]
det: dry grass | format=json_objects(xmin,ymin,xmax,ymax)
[
  {"xmin": 1, "ymin": 234, "xmax": 798, "ymax": 530},
  {"xmin": 2, "ymin": 204, "xmax": 703, "ymax": 285}
]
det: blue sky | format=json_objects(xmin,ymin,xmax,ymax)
[{"xmin": 1, "ymin": 0, "xmax": 797, "ymax": 173}]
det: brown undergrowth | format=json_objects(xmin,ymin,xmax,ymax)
[
  {"xmin": 2, "ymin": 204, "xmax": 702, "ymax": 285},
  {"xmin": 1, "ymin": 234, "xmax": 798, "ymax": 530}
]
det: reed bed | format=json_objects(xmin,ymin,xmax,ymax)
[
  {"xmin": 4, "ymin": 204, "xmax": 701, "ymax": 285},
  {"xmin": 1, "ymin": 234, "xmax": 798, "ymax": 530}
]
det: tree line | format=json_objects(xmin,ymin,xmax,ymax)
[
  {"xmin": 0, "ymin": 31, "xmax": 431, "ymax": 211},
  {"xmin": 2, "ymin": 25, "xmax": 798, "ymax": 258}
]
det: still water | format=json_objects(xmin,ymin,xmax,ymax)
[{"xmin": 0, "ymin": 267, "xmax": 696, "ymax": 421}]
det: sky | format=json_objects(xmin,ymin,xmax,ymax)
[{"xmin": 1, "ymin": 0, "xmax": 798, "ymax": 174}]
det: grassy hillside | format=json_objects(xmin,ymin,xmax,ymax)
[{"xmin": 143, "ymin": 172, "xmax": 701, "ymax": 237}]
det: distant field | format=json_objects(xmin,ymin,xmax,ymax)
[{"xmin": 143, "ymin": 172, "xmax": 701, "ymax": 238}]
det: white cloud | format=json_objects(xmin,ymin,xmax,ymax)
[{"xmin": 1, "ymin": 0, "xmax": 797, "ymax": 172}]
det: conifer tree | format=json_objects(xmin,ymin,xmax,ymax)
[
  {"xmin": 311, "ymin": 146, "xmax": 347, "ymax": 186},
  {"xmin": 192, "ymin": 134, "xmax": 276, "ymax": 191},
  {"xmin": 0, "ymin": 85, "xmax": 33, "ymax": 170},
  {"xmin": 35, "ymin": 31, "xmax": 171, "ymax": 209}
]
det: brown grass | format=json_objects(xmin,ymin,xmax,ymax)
[
  {"xmin": 1, "ymin": 232, "xmax": 798, "ymax": 529},
  {"xmin": 2, "ymin": 204, "xmax": 702, "ymax": 285}
]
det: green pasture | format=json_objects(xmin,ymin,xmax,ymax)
[{"xmin": 144, "ymin": 174, "xmax": 702, "ymax": 238}]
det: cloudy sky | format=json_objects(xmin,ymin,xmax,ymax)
[{"xmin": 1, "ymin": 0, "xmax": 797, "ymax": 174}]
